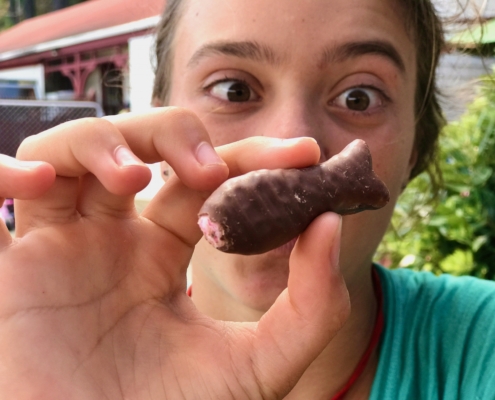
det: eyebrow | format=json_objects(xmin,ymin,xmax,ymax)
[
  {"xmin": 187, "ymin": 40, "xmax": 283, "ymax": 67},
  {"xmin": 187, "ymin": 39, "xmax": 406, "ymax": 74},
  {"xmin": 319, "ymin": 40, "xmax": 406, "ymax": 73}
]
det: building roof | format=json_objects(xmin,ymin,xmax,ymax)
[{"xmin": 0, "ymin": 0, "xmax": 165, "ymax": 55}]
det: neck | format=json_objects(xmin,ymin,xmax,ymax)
[
  {"xmin": 191, "ymin": 262, "xmax": 379, "ymax": 399},
  {"xmin": 285, "ymin": 267, "xmax": 379, "ymax": 399}
]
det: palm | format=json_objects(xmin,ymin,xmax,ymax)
[
  {"xmin": 0, "ymin": 111, "xmax": 349, "ymax": 399},
  {"xmin": 1, "ymin": 213, "xmax": 273, "ymax": 399}
]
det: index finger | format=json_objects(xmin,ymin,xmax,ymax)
[
  {"xmin": 105, "ymin": 107, "xmax": 229, "ymax": 191},
  {"xmin": 17, "ymin": 107, "xmax": 229, "ymax": 194}
]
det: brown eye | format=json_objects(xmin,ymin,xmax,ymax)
[
  {"xmin": 333, "ymin": 87, "xmax": 382, "ymax": 112},
  {"xmin": 346, "ymin": 89, "xmax": 370, "ymax": 111},
  {"xmin": 227, "ymin": 82, "xmax": 251, "ymax": 102},
  {"xmin": 210, "ymin": 80, "xmax": 258, "ymax": 102}
]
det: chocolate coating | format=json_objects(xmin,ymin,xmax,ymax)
[{"xmin": 198, "ymin": 139, "xmax": 390, "ymax": 255}]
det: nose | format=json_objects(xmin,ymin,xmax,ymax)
[{"xmin": 258, "ymin": 97, "xmax": 330, "ymax": 162}]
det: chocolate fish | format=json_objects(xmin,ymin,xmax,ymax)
[{"xmin": 198, "ymin": 139, "xmax": 390, "ymax": 255}]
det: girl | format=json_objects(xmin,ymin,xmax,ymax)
[{"xmin": 1, "ymin": 0, "xmax": 494, "ymax": 398}]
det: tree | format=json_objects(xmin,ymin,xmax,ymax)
[
  {"xmin": 377, "ymin": 74, "xmax": 495, "ymax": 279},
  {"xmin": 0, "ymin": 0, "xmax": 87, "ymax": 31}
]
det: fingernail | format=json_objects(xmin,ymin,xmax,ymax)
[
  {"xmin": 279, "ymin": 137, "xmax": 317, "ymax": 147},
  {"xmin": 15, "ymin": 160, "xmax": 46, "ymax": 170},
  {"xmin": 0, "ymin": 155, "xmax": 45, "ymax": 170},
  {"xmin": 195, "ymin": 142, "xmax": 224, "ymax": 166},
  {"xmin": 114, "ymin": 146, "xmax": 144, "ymax": 167}
]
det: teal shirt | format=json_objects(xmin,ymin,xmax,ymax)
[{"xmin": 370, "ymin": 265, "xmax": 495, "ymax": 399}]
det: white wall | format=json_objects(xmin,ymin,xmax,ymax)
[
  {"xmin": 128, "ymin": 33, "xmax": 164, "ymax": 201},
  {"xmin": 85, "ymin": 68, "xmax": 103, "ymax": 105},
  {"xmin": 437, "ymin": 52, "xmax": 495, "ymax": 121},
  {"xmin": 0, "ymin": 64, "xmax": 45, "ymax": 98},
  {"xmin": 128, "ymin": 34, "xmax": 156, "ymax": 113},
  {"xmin": 433, "ymin": 0, "xmax": 495, "ymax": 20}
]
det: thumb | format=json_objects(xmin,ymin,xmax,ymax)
[{"xmin": 252, "ymin": 212, "xmax": 350, "ymax": 396}]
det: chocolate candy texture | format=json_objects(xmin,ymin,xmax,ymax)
[{"xmin": 198, "ymin": 139, "xmax": 390, "ymax": 255}]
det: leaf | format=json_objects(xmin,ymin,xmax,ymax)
[
  {"xmin": 472, "ymin": 235, "xmax": 488, "ymax": 252},
  {"xmin": 428, "ymin": 216, "xmax": 449, "ymax": 227},
  {"xmin": 472, "ymin": 167, "xmax": 493, "ymax": 186},
  {"xmin": 376, "ymin": 71, "xmax": 495, "ymax": 280},
  {"xmin": 440, "ymin": 249, "xmax": 474, "ymax": 276}
]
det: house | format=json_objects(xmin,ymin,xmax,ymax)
[
  {"xmin": 0, "ymin": 0, "xmax": 166, "ymax": 200},
  {"xmin": 435, "ymin": 0, "xmax": 495, "ymax": 121},
  {"xmin": 0, "ymin": 0, "xmax": 164, "ymax": 115}
]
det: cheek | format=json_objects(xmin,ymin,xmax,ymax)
[
  {"xmin": 198, "ymin": 117, "xmax": 255, "ymax": 147},
  {"xmin": 373, "ymin": 148, "xmax": 412, "ymax": 201},
  {"xmin": 370, "ymin": 119, "xmax": 416, "ymax": 201},
  {"xmin": 166, "ymin": 96, "xmax": 237, "ymax": 147},
  {"xmin": 340, "ymin": 202, "xmax": 395, "ymax": 270},
  {"xmin": 207, "ymin": 128, "xmax": 238, "ymax": 147}
]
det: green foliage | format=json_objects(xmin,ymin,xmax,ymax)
[
  {"xmin": 0, "ymin": 0, "xmax": 88, "ymax": 32},
  {"xmin": 0, "ymin": 0, "xmax": 14, "ymax": 31},
  {"xmin": 377, "ymin": 76, "xmax": 495, "ymax": 279}
]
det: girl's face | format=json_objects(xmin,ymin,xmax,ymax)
[{"xmin": 168, "ymin": 0, "xmax": 417, "ymax": 318}]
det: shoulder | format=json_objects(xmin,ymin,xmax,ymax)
[
  {"xmin": 376, "ymin": 264, "xmax": 495, "ymax": 316},
  {"xmin": 376, "ymin": 264, "xmax": 495, "ymax": 340},
  {"xmin": 372, "ymin": 265, "xmax": 495, "ymax": 399}
]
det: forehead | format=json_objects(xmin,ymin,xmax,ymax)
[{"xmin": 175, "ymin": 0, "xmax": 415, "ymax": 73}]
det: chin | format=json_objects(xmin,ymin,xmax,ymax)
[
  {"xmin": 266, "ymin": 237, "xmax": 298, "ymax": 258},
  {"xmin": 231, "ymin": 252, "xmax": 291, "ymax": 313},
  {"xmin": 195, "ymin": 238, "xmax": 293, "ymax": 312}
]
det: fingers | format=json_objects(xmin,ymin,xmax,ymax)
[
  {"xmin": 15, "ymin": 108, "xmax": 229, "ymax": 231},
  {"xmin": 105, "ymin": 107, "xmax": 229, "ymax": 191},
  {"xmin": 142, "ymin": 136, "xmax": 321, "ymax": 247},
  {"xmin": 17, "ymin": 108, "xmax": 230, "ymax": 195},
  {"xmin": 14, "ymin": 107, "xmax": 321, "ymax": 247},
  {"xmin": 252, "ymin": 212, "xmax": 350, "ymax": 396},
  {"xmin": 15, "ymin": 118, "xmax": 153, "ymax": 232},
  {"xmin": 17, "ymin": 118, "xmax": 152, "ymax": 196},
  {"xmin": 0, "ymin": 155, "xmax": 55, "ymax": 200},
  {"xmin": 217, "ymin": 136, "xmax": 320, "ymax": 177},
  {"xmin": 0, "ymin": 156, "xmax": 55, "ymax": 246}
]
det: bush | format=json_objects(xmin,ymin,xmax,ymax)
[{"xmin": 376, "ymin": 76, "xmax": 495, "ymax": 279}]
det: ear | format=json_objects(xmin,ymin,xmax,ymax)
[
  {"xmin": 152, "ymin": 97, "xmax": 163, "ymax": 107},
  {"xmin": 160, "ymin": 161, "xmax": 170, "ymax": 182}
]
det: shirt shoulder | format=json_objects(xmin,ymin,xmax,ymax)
[{"xmin": 371, "ymin": 265, "xmax": 495, "ymax": 400}]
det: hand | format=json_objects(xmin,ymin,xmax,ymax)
[{"xmin": 0, "ymin": 108, "xmax": 350, "ymax": 399}]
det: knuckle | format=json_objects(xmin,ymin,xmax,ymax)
[
  {"xmin": 55, "ymin": 117, "xmax": 118, "ymax": 142},
  {"xmin": 16, "ymin": 134, "xmax": 38, "ymax": 159},
  {"xmin": 163, "ymin": 106, "xmax": 205, "ymax": 133},
  {"xmin": 70, "ymin": 117, "xmax": 116, "ymax": 142}
]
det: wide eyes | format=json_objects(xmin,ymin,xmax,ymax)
[
  {"xmin": 332, "ymin": 87, "xmax": 382, "ymax": 112},
  {"xmin": 209, "ymin": 80, "xmax": 260, "ymax": 102},
  {"xmin": 207, "ymin": 79, "xmax": 384, "ymax": 114}
]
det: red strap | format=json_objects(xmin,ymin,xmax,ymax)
[
  {"xmin": 331, "ymin": 267, "xmax": 384, "ymax": 400},
  {"xmin": 186, "ymin": 267, "xmax": 384, "ymax": 400}
]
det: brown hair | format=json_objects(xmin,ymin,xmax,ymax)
[
  {"xmin": 400, "ymin": 1, "xmax": 446, "ymax": 184},
  {"xmin": 152, "ymin": 0, "xmax": 446, "ymax": 182},
  {"xmin": 153, "ymin": 0, "xmax": 184, "ymax": 106}
]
